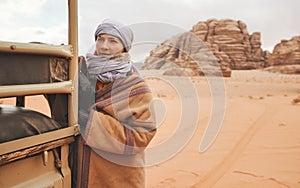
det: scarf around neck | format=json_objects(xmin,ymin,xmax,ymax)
[{"xmin": 86, "ymin": 52, "xmax": 135, "ymax": 83}]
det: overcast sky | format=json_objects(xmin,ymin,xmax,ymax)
[{"xmin": 0, "ymin": 0, "xmax": 299, "ymax": 61}]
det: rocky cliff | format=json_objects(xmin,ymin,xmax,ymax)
[
  {"xmin": 141, "ymin": 31, "xmax": 231, "ymax": 77},
  {"xmin": 142, "ymin": 19, "xmax": 300, "ymax": 76},
  {"xmin": 266, "ymin": 36, "xmax": 300, "ymax": 66},
  {"xmin": 263, "ymin": 36, "xmax": 300, "ymax": 74},
  {"xmin": 191, "ymin": 19, "xmax": 265, "ymax": 70}
]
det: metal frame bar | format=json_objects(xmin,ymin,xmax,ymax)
[
  {"xmin": 0, "ymin": 81, "xmax": 73, "ymax": 98},
  {"xmin": 0, "ymin": 41, "xmax": 73, "ymax": 58},
  {"xmin": 0, "ymin": 125, "xmax": 79, "ymax": 156},
  {"xmin": 0, "ymin": 137, "xmax": 74, "ymax": 166}
]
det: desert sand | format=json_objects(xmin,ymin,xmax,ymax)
[
  {"xmin": 143, "ymin": 70, "xmax": 300, "ymax": 188},
  {"xmin": 1, "ymin": 70, "xmax": 299, "ymax": 188}
]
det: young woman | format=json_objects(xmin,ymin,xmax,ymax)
[{"xmin": 79, "ymin": 19, "xmax": 156, "ymax": 188}]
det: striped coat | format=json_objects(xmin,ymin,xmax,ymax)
[{"xmin": 80, "ymin": 66, "xmax": 156, "ymax": 188}]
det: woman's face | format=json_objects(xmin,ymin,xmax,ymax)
[{"xmin": 95, "ymin": 34, "xmax": 124, "ymax": 55}]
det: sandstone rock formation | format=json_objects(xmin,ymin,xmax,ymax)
[
  {"xmin": 142, "ymin": 19, "xmax": 300, "ymax": 76},
  {"xmin": 193, "ymin": 19, "xmax": 266, "ymax": 70},
  {"xmin": 266, "ymin": 36, "xmax": 300, "ymax": 66},
  {"xmin": 142, "ymin": 19, "xmax": 267, "ymax": 77},
  {"xmin": 142, "ymin": 31, "xmax": 229, "ymax": 77}
]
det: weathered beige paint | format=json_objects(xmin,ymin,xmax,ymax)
[{"xmin": 0, "ymin": 148, "xmax": 66, "ymax": 187}]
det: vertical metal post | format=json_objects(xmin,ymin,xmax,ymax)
[
  {"xmin": 68, "ymin": 0, "xmax": 78, "ymax": 127},
  {"xmin": 68, "ymin": 1, "xmax": 83, "ymax": 188}
]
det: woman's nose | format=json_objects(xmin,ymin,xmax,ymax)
[{"xmin": 100, "ymin": 40, "xmax": 109, "ymax": 50}]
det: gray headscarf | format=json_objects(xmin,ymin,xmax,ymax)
[{"xmin": 94, "ymin": 19, "xmax": 134, "ymax": 52}]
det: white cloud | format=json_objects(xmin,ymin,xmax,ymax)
[
  {"xmin": 0, "ymin": 0, "xmax": 67, "ymax": 45},
  {"xmin": 2, "ymin": 24, "xmax": 68, "ymax": 44},
  {"xmin": 0, "ymin": 0, "xmax": 45, "ymax": 23}
]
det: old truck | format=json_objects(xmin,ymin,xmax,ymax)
[{"xmin": 0, "ymin": 0, "xmax": 83, "ymax": 187}]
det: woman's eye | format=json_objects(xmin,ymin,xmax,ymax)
[
  {"xmin": 109, "ymin": 39, "xmax": 117, "ymax": 43},
  {"xmin": 97, "ymin": 37, "xmax": 104, "ymax": 42}
]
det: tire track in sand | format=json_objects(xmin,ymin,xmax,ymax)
[{"xmin": 192, "ymin": 103, "xmax": 276, "ymax": 188}]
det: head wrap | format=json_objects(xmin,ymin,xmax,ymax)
[{"xmin": 94, "ymin": 19, "xmax": 134, "ymax": 52}]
